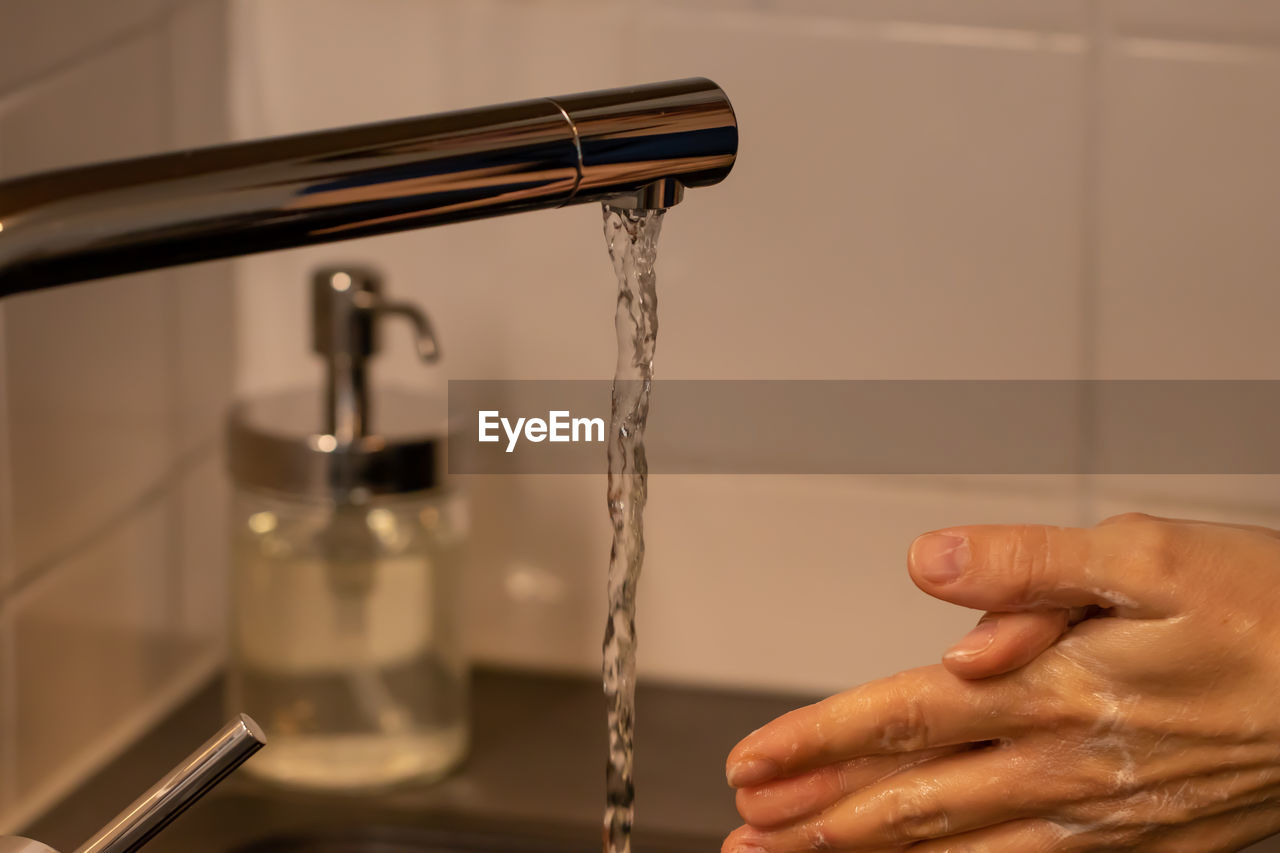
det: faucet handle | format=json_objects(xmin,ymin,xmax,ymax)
[
  {"xmin": 0, "ymin": 716, "xmax": 265, "ymax": 853},
  {"xmin": 72, "ymin": 715, "xmax": 265, "ymax": 853}
]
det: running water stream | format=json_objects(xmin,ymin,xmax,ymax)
[{"xmin": 600, "ymin": 203, "xmax": 664, "ymax": 853}]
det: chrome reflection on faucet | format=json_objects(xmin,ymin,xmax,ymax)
[
  {"xmin": 0, "ymin": 78, "xmax": 737, "ymax": 295},
  {"xmin": 0, "ymin": 715, "xmax": 265, "ymax": 853}
]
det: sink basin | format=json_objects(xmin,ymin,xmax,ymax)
[
  {"xmin": 23, "ymin": 671, "xmax": 798, "ymax": 853},
  {"xmin": 150, "ymin": 791, "xmax": 710, "ymax": 853},
  {"xmin": 236, "ymin": 829, "xmax": 457, "ymax": 853}
]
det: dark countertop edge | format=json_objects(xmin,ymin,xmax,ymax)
[{"xmin": 24, "ymin": 665, "xmax": 818, "ymax": 852}]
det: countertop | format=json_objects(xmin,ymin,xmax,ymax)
[{"xmin": 24, "ymin": 667, "xmax": 812, "ymax": 852}]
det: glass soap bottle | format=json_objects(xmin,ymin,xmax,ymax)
[{"xmin": 226, "ymin": 267, "xmax": 468, "ymax": 791}]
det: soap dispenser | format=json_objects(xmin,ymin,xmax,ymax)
[{"xmin": 226, "ymin": 267, "xmax": 468, "ymax": 790}]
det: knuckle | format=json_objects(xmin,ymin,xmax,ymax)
[
  {"xmin": 1096, "ymin": 513, "xmax": 1194, "ymax": 594},
  {"xmin": 1055, "ymin": 761, "xmax": 1105, "ymax": 805},
  {"xmin": 1123, "ymin": 518, "xmax": 1184, "ymax": 579},
  {"xmin": 1008, "ymin": 525, "xmax": 1054, "ymax": 604},
  {"xmin": 1030, "ymin": 687, "xmax": 1079, "ymax": 730},
  {"xmin": 880, "ymin": 781, "xmax": 951, "ymax": 843},
  {"xmin": 1097, "ymin": 825, "xmax": 1145, "ymax": 851},
  {"xmin": 803, "ymin": 819, "xmax": 834, "ymax": 850},
  {"xmin": 1008, "ymin": 670, "xmax": 1092, "ymax": 740},
  {"xmin": 874, "ymin": 678, "xmax": 931, "ymax": 752},
  {"xmin": 1098, "ymin": 511, "xmax": 1157, "ymax": 527}
]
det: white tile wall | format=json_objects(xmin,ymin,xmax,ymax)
[
  {"xmin": 173, "ymin": 263, "xmax": 236, "ymax": 455},
  {"xmin": 1, "ymin": 27, "xmax": 177, "ymax": 585},
  {"xmin": 5, "ymin": 270, "xmax": 178, "ymax": 582},
  {"xmin": 641, "ymin": 475, "xmax": 1080, "ymax": 692},
  {"xmin": 225, "ymin": 0, "xmax": 1280, "ymax": 707},
  {"xmin": 621, "ymin": 3, "xmax": 1088, "ymax": 381},
  {"xmin": 1096, "ymin": 46, "xmax": 1280, "ymax": 380},
  {"xmin": 0, "ymin": 0, "xmax": 179, "ymax": 96},
  {"xmin": 168, "ymin": 0, "xmax": 231, "ymax": 150},
  {"xmin": 614, "ymin": 0, "xmax": 1091, "ymax": 34},
  {"xmin": 0, "ymin": 31, "xmax": 169, "ymax": 174},
  {"xmin": 224, "ymin": 0, "xmax": 1083, "ymax": 699},
  {"xmin": 175, "ymin": 454, "xmax": 231, "ymax": 647},
  {"xmin": 10, "ymin": 501, "xmax": 194, "ymax": 817},
  {"xmin": 0, "ymin": 0, "xmax": 234, "ymax": 834},
  {"xmin": 460, "ymin": 473, "xmax": 1081, "ymax": 694},
  {"xmin": 1090, "ymin": 7, "xmax": 1280, "ymax": 512}
]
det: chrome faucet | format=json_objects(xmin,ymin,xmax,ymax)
[
  {"xmin": 0, "ymin": 78, "xmax": 736, "ymax": 851},
  {"xmin": 0, "ymin": 715, "xmax": 265, "ymax": 853},
  {"xmin": 0, "ymin": 77, "xmax": 737, "ymax": 295}
]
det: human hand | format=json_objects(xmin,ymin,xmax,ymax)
[{"xmin": 724, "ymin": 514, "xmax": 1280, "ymax": 851}]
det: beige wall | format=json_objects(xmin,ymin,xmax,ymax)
[
  {"xmin": 226, "ymin": 0, "xmax": 1280, "ymax": 696},
  {"xmin": 0, "ymin": 0, "xmax": 235, "ymax": 833}
]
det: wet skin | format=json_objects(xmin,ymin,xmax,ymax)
[{"xmin": 723, "ymin": 514, "xmax": 1280, "ymax": 852}]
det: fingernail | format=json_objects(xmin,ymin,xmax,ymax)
[
  {"xmin": 727, "ymin": 758, "xmax": 779, "ymax": 787},
  {"xmin": 912, "ymin": 532, "xmax": 969, "ymax": 584},
  {"xmin": 944, "ymin": 619, "xmax": 997, "ymax": 660}
]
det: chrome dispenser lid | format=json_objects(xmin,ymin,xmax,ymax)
[
  {"xmin": 228, "ymin": 265, "xmax": 447, "ymax": 500},
  {"xmin": 228, "ymin": 388, "xmax": 448, "ymax": 499}
]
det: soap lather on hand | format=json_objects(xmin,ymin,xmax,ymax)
[{"xmin": 723, "ymin": 513, "xmax": 1280, "ymax": 852}]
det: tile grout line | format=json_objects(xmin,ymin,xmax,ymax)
[
  {"xmin": 0, "ymin": 0, "xmax": 206, "ymax": 113},
  {"xmin": 160, "ymin": 5, "xmax": 188, "ymax": 649},
  {"xmin": 1076, "ymin": 0, "xmax": 1107, "ymax": 526},
  {"xmin": 1118, "ymin": 36, "xmax": 1280, "ymax": 63},
  {"xmin": 637, "ymin": 1, "xmax": 1280, "ymax": 57},
  {"xmin": 0, "ymin": 599, "xmax": 14, "ymax": 822},
  {"xmin": 0, "ymin": 648, "xmax": 223, "ymax": 837},
  {"xmin": 644, "ymin": 8, "xmax": 1089, "ymax": 55},
  {"xmin": 0, "ymin": 288, "xmax": 14, "ymax": 816}
]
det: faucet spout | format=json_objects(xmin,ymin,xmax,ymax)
[{"xmin": 0, "ymin": 78, "xmax": 736, "ymax": 296}]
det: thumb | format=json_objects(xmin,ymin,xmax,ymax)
[
  {"xmin": 940, "ymin": 609, "xmax": 1072, "ymax": 679},
  {"xmin": 907, "ymin": 521, "xmax": 1180, "ymax": 618}
]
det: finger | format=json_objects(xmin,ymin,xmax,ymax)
[
  {"xmin": 1100, "ymin": 510, "xmax": 1280, "ymax": 541},
  {"xmin": 905, "ymin": 800, "xmax": 1280, "ymax": 852},
  {"xmin": 904, "ymin": 818, "xmax": 1070, "ymax": 852},
  {"xmin": 726, "ymin": 665, "xmax": 1021, "ymax": 788},
  {"xmin": 1140, "ymin": 805, "xmax": 1280, "ymax": 853},
  {"xmin": 722, "ymin": 825, "xmax": 907, "ymax": 853},
  {"xmin": 726, "ymin": 745, "xmax": 1057, "ymax": 851},
  {"xmin": 942, "ymin": 610, "xmax": 1070, "ymax": 679},
  {"xmin": 736, "ymin": 745, "xmax": 969, "ymax": 828},
  {"xmin": 907, "ymin": 521, "xmax": 1183, "ymax": 617}
]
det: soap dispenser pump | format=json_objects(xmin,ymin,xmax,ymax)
[{"xmin": 226, "ymin": 266, "xmax": 468, "ymax": 791}]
